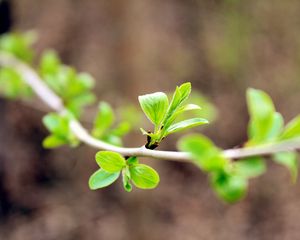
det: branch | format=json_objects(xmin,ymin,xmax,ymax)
[{"xmin": 0, "ymin": 51, "xmax": 300, "ymax": 162}]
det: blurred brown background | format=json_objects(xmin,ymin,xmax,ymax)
[{"xmin": 1, "ymin": 0, "xmax": 300, "ymax": 239}]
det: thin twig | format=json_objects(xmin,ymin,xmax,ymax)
[{"xmin": 0, "ymin": 51, "xmax": 300, "ymax": 162}]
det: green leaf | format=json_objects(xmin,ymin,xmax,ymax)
[
  {"xmin": 280, "ymin": 115, "xmax": 300, "ymax": 140},
  {"xmin": 129, "ymin": 164, "xmax": 160, "ymax": 189},
  {"xmin": 247, "ymin": 88, "xmax": 275, "ymax": 120},
  {"xmin": 246, "ymin": 89, "xmax": 283, "ymax": 144},
  {"xmin": 163, "ymin": 82, "xmax": 192, "ymax": 128},
  {"xmin": 111, "ymin": 122, "xmax": 131, "ymax": 137},
  {"xmin": 43, "ymin": 113, "xmax": 67, "ymax": 135},
  {"xmin": 138, "ymin": 92, "xmax": 169, "ymax": 126},
  {"xmin": 177, "ymin": 104, "xmax": 201, "ymax": 114},
  {"xmin": 122, "ymin": 168, "xmax": 132, "ymax": 192},
  {"xmin": 274, "ymin": 152, "xmax": 298, "ymax": 182},
  {"xmin": 77, "ymin": 73, "xmax": 95, "ymax": 89},
  {"xmin": 165, "ymin": 118, "xmax": 208, "ymax": 135},
  {"xmin": 95, "ymin": 151, "xmax": 126, "ymax": 173},
  {"xmin": 0, "ymin": 67, "xmax": 32, "ymax": 99},
  {"xmin": 211, "ymin": 171, "xmax": 248, "ymax": 203},
  {"xmin": 234, "ymin": 157, "xmax": 266, "ymax": 178},
  {"xmin": 0, "ymin": 32, "xmax": 35, "ymax": 62},
  {"xmin": 42, "ymin": 135, "xmax": 67, "ymax": 148},
  {"xmin": 40, "ymin": 50, "xmax": 61, "ymax": 76},
  {"xmin": 127, "ymin": 156, "xmax": 139, "ymax": 165},
  {"xmin": 89, "ymin": 169, "xmax": 120, "ymax": 190},
  {"xmin": 92, "ymin": 102, "xmax": 115, "ymax": 138},
  {"xmin": 178, "ymin": 134, "xmax": 227, "ymax": 172}
]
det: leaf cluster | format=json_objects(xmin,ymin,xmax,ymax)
[
  {"xmin": 39, "ymin": 51, "xmax": 96, "ymax": 117},
  {"xmin": 89, "ymin": 151, "xmax": 159, "ymax": 191},
  {"xmin": 179, "ymin": 88, "xmax": 300, "ymax": 203},
  {"xmin": 91, "ymin": 102, "xmax": 131, "ymax": 146},
  {"xmin": 42, "ymin": 112, "xmax": 79, "ymax": 148},
  {"xmin": 139, "ymin": 82, "xmax": 208, "ymax": 149},
  {"xmin": 0, "ymin": 32, "xmax": 36, "ymax": 99}
]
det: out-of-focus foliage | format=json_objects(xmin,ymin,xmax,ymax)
[
  {"xmin": 92, "ymin": 101, "xmax": 131, "ymax": 146},
  {"xmin": 39, "ymin": 51, "xmax": 96, "ymax": 118},
  {"xmin": 42, "ymin": 112, "xmax": 79, "ymax": 148},
  {"xmin": 0, "ymin": 67, "xmax": 32, "ymax": 99},
  {"xmin": 0, "ymin": 32, "xmax": 35, "ymax": 99},
  {"xmin": 179, "ymin": 88, "xmax": 299, "ymax": 203},
  {"xmin": 0, "ymin": 31, "xmax": 35, "ymax": 62}
]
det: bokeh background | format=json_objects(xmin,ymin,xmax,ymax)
[{"xmin": 1, "ymin": 0, "xmax": 300, "ymax": 239}]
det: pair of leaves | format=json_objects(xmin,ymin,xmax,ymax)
[
  {"xmin": 92, "ymin": 102, "xmax": 130, "ymax": 146},
  {"xmin": 246, "ymin": 88, "xmax": 299, "ymax": 181},
  {"xmin": 89, "ymin": 151, "xmax": 160, "ymax": 191},
  {"xmin": 42, "ymin": 112, "xmax": 79, "ymax": 148},
  {"xmin": 179, "ymin": 134, "xmax": 266, "ymax": 203},
  {"xmin": 139, "ymin": 82, "xmax": 208, "ymax": 148},
  {"xmin": 39, "ymin": 51, "xmax": 96, "ymax": 117}
]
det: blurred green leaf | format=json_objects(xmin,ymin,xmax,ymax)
[
  {"xmin": 40, "ymin": 50, "xmax": 61, "ymax": 76},
  {"xmin": 0, "ymin": 32, "xmax": 35, "ymax": 62},
  {"xmin": 274, "ymin": 152, "xmax": 298, "ymax": 182},
  {"xmin": 247, "ymin": 88, "xmax": 275, "ymax": 123},
  {"xmin": 43, "ymin": 113, "xmax": 68, "ymax": 135},
  {"xmin": 234, "ymin": 157, "xmax": 266, "ymax": 178},
  {"xmin": 138, "ymin": 92, "xmax": 169, "ymax": 126},
  {"xmin": 178, "ymin": 134, "xmax": 227, "ymax": 172},
  {"xmin": 246, "ymin": 88, "xmax": 283, "ymax": 144},
  {"xmin": 111, "ymin": 122, "xmax": 131, "ymax": 137},
  {"xmin": 280, "ymin": 115, "xmax": 300, "ymax": 140},
  {"xmin": 211, "ymin": 171, "xmax": 248, "ymax": 203},
  {"xmin": 129, "ymin": 164, "xmax": 160, "ymax": 189},
  {"xmin": 42, "ymin": 112, "xmax": 78, "ymax": 148},
  {"xmin": 0, "ymin": 67, "xmax": 32, "ymax": 99},
  {"xmin": 89, "ymin": 169, "xmax": 120, "ymax": 190},
  {"xmin": 92, "ymin": 102, "xmax": 115, "ymax": 138},
  {"xmin": 95, "ymin": 151, "xmax": 126, "ymax": 173},
  {"xmin": 42, "ymin": 135, "xmax": 67, "ymax": 149}
]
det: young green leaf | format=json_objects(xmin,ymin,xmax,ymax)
[
  {"xmin": 178, "ymin": 134, "xmax": 227, "ymax": 172},
  {"xmin": 40, "ymin": 50, "xmax": 61, "ymax": 76},
  {"xmin": 129, "ymin": 164, "xmax": 160, "ymax": 189},
  {"xmin": 246, "ymin": 88, "xmax": 283, "ymax": 144},
  {"xmin": 234, "ymin": 157, "xmax": 266, "ymax": 178},
  {"xmin": 92, "ymin": 102, "xmax": 115, "ymax": 138},
  {"xmin": 0, "ymin": 32, "xmax": 35, "ymax": 62},
  {"xmin": 177, "ymin": 104, "xmax": 201, "ymax": 113},
  {"xmin": 165, "ymin": 118, "xmax": 208, "ymax": 135},
  {"xmin": 274, "ymin": 152, "xmax": 298, "ymax": 182},
  {"xmin": 42, "ymin": 135, "xmax": 67, "ymax": 149},
  {"xmin": 138, "ymin": 92, "xmax": 169, "ymax": 126},
  {"xmin": 111, "ymin": 122, "xmax": 131, "ymax": 137},
  {"xmin": 89, "ymin": 169, "xmax": 120, "ymax": 190},
  {"xmin": 95, "ymin": 151, "xmax": 126, "ymax": 173},
  {"xmin": 163, "ymin": 82, "xmax": 191, "ymax": 128},
  {"xmin": 280, "ymin": 115, "xmax": 300, "ymax": 140},
  {"xmin": 211, "ymin": 172, "xmax": 248, "ymax": 203},
  {"xmin": 247, "ymin": 88, "xmax": 275, "ymax": 120},
  {"xmin": 0, "ymin": 67, "xmax": 32, "ymax": 99},
  {"xmin": 122, "ymin": 168, "xmax": 132, "ymax": 192},
  {"xmin": 43, "ymin": 113, "xmax": 66, "ymax": 134},
  {"xmin": 127, "ymin": 156, "xmax": 139, "ymax": 165}
]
